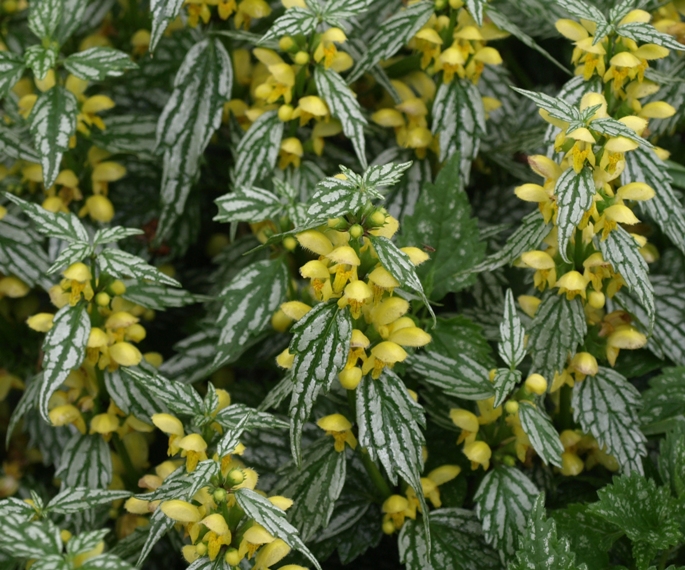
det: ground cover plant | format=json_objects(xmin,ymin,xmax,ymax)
[{"xmin": 2, "ymin": 0, "xmax": 685, "ymax": 568}]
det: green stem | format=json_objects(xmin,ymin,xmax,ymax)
[
  {"xmin": 559, "ymin": 384, "xmax": 573, "ymax": 431},
  {"xmin": 112, "ymin": 433, "xmax": 140, "ymax": 490},
  {"xmin": 359, "ymin": 447, "xmax": 393, "ymax": 500}
]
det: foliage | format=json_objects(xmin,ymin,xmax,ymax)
[{"xmin": 1, "ymin": 0, "xmax": 685, "ymax": 569}]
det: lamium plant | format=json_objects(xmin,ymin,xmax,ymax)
[{"xmin": 2, "ymin": 0, "xmax": 685, "ymax": 569}]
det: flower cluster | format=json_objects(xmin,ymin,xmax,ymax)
[
  {"xmin": 274, "ymin": 207, "xmax": 432, "ymax": 384},
  {"xmin": 127, "ymin": 406, "xmax": 308, "ymax": 570},
  {"xmin": 381, "ymin": 464, "xmax": 461, "ymax": 534}
]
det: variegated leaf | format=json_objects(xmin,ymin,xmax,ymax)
[
  {"xmin": 38, "ymin": 302, "xmax": 90, "ymax": 421},
  {"xmin": 599, "ymin": 226, "xmax": 654, "ymax": 327},
  {"xmin": 0, "ymin": 49, "xmax": 26, "ymax": 98},
  {"xmin": 622, "ymin": 146, "xmax": 685, "ymax": 255},
  {"xmin": 407, "ymin": 350, "xmax": 494, "ymax": 400},
  {"xmin": 289, "ymin": 302, "xmax": 352, "ymax": 462},
  {"xmin": 24, "ymin": 45, "xmax": 57, "ymax": 81},
  {"xmin": 572, "ymin": 367, "xmax": 646, "ymax": 474},
  {"xmin": 56, "ymin": 433, "xmax": 113, "ymax": 488},
  {"xmin": 234, "ymin": 488, "xmax": 322, "ymax": 570},
  {"xmin": 121, "ymin": 282, "xmax": 204, "ymax": 311},
  {"xmin": 47, "ymin": 488, "xmax": 131, "ymax": 514},
  {"xmin": 103, "ymin": 369, "xmax": 164, "ymax": 421},
  {"xmin": 306, "ymin": 175, "xmax": 363, "ymax": 222},
  {"xmin": 469, "ymin": 210, "xmax": 551, "ymax": 273},
  {"xmin": 347, "ymin": 1, "xmax": 434, "ymax": 83},
  {"xmin": 234, "ymin": 110, "xmax": 283, "ymax": 187},
  {"xmin": 554, "ymin": 166, "xmax": 594, "ymax": 262},
  {"xmin": 28, "ymin": 0, "xmax": 63, "ymax": 39},
  {"xmin": 474, "ymin": 466, "xmax": 538, "ymax": 559},
  {"xmin": 499, "ymin": 288, "xmax": 525, "ymax": 368},
  {"xmin": 97, "ymin": 249, "xmax": 181, "ymax": 287},
  {"xmin": 0, "ymin": 123, "xmax": 40, "ymax": 161},
  {"xmin": 0, "ymin": 213, "xmax": 51, "ymax": 288},
  {"xmin": 492, "ymin": 368, "xmax": 521, "ymax": 408},
  {"xmin": 119, "ymin": 366, "xmax": 203, "ymax": 417},
  {"xmin": 315, "ymin": 66, "xmax": 367, "ymax": 168},
  {"xmin": 527, "ymin": 294, "xmax": 586, "ymax": 381},
  {"xmin": 518, "ymin": 402, "xmax": 564, "ymax": 467},
  {"xmin": 214, "ymin": 185, "xmax": 285, "ymax": 223},
  {"xmin": 259, "ymin": 7, "xmax": 318, "ymax": 44},
  {"xmin": 432, "ymin": 80, "xmax": 485, "ymax": 183},
  {"xmin": 399, "ymin": 509, "xmax": 500, "ymax": 570},
  {"xmin": 5, "ymin": 194, "xmax": 89, "ymax": 243},
  {"xmin": 64, "ymin": 47, "xmax": 137, "ymax": 81},
  {"xmin": 156, "ymin": 38, "xmax": 232, "ymax": 240},
  {"xmin": 213, "ymin": 259, "xmax": 288, "ymax": 369},
  {"xmin": 617, "ymin": 22, "xmax": 685, "ymax": 51},
  {"xmin": 272, "ymin": 438, "xmax": 346, "ymax": 542},
  {"xmin": 28, "ymin": 85, "xmax": 78, "ymax": 188},
  {"xmin": 149, "ymin": 0, "xmax": 185, "ymax": 52}
]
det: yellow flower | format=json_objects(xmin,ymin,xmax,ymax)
[
  {"xmin": 382, "ymin": 494, "xmax": 412, "ymax": 533},
  {"xmin": 317, "ymin": 413, "xmax": 357, "ymax": 452},
  {"xmin": 254, "ymin": 538, "xmax": 291, "ymax": 570},
  {"xmin": 235, "ymin": 0, "xmax": 271, "ymax": 29},
  {"xmin": 362, "ymin": 341, "xmax": 407, "ymax": 379},
  {"xmin": 338, "ymin": 280, "xmax": 372, "ymax": 318},
  {"xmin": 177, "ymin": 433, "xmax": 208, "ymax": 472},
  {"xmin": 555, "ymin": 270, "xmax": 588, "ymax": 300},
  {"xmin": 463, "ymin": 440, "xmax": 491, "ymax": 470},
  {"xmin": 293, "ymin": 95, "xmax": 329, "ymax": 126},
  {"xmin": 520, "ymin": 250, "xmax": 556, "ymax": 291},
  {"xmin": 450, "ymin": 408, "xmax": 479, "ymax": 444},
  {"xmin": 313, "ymin": 28, "xmax": 347, "ymax": 69},
  {"xmin": 605, "ymin": 326, "xmax": 647, "ymax": 366},
  {"xmin": 278, "ymin": 137, "xmax": 303, "ymax": 170}
]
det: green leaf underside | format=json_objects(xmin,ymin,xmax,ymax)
[
  {"xmin": 510, "ymin": 494, "xmax": 588, "ymax": 570},
  {"xmin": 400, "ymin": 152, "xmax": 485, "ymax": 299}
]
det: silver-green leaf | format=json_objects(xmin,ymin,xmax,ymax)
[
  {"xmin": 64, "ymin": 47, "xmax": 138, "ymax": 81},
  {"xmin": 555, "ymin": 167, "xmax": 594, "ymax": 262},
  {"xmin": 518, "ymin": 402, "xmax": 564, "ymax": 467}
]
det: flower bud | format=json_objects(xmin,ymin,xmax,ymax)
[
  {"xmin": 226, "ymin": 468, "xmax": 245, "ymax": 486},
  {"xmin": 317, "ymin": 413, "xmax": 352, "ymax": 432},
  {"xmin": 382, "ymin": 494, "xmax": 409, "ymax": 514},
  {"xmin": 296, "ymin": 230, "xmax": 333, "ymax": 256},
  {"xmin": 570, "ymin": 352, "xmax": 598, "ymax": 377},
  {"xmin": 109, "ymin": 342, "xmax": 143, "ymax": 367},
  {"xmin": 160, "ymin": 500, "xmax": 202, "ymax": 523},
  {"xmin": 504, "ymin": 401, "xmax": 519, "ymax": 414},
  {"xmin": 560, "ymin": 451, "xmax": 584, "ymax": 476},
  {"xmin": 339, "ymin": 367, "xmax": 362, "ymax": 390},
  {"xmin": 524, "ymin": 373, "xmax": 547, "ymax": 395},
  {"xmin": 27, "ymin": 312, "xmax": 54, "ymax": 332},
  {"xmin": 63, "ymin": 262, "xmax": 92, "ymax": 282},
  {"xmin": 85, "ymin": 195, "xmax": 115, "ymax": 223},
  {"xmin": 280, "ymin": 301, "xmax": 312, "ymax": 321}
]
